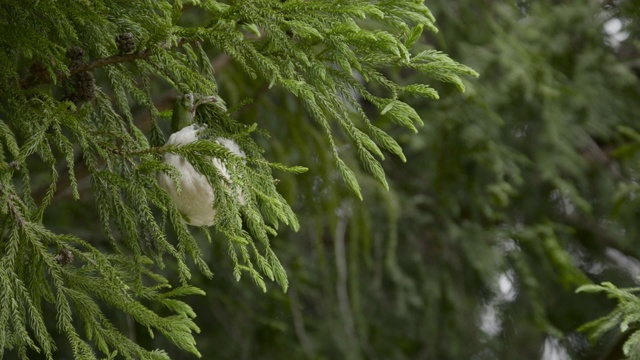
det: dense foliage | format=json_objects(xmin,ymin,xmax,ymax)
[
  {"xmin": 185, "ymin": 0, "xmax": 640, "ymax": 359},
  {"xmin": 0, "ymin": 0, "xmax": 476, "ymax": 359},
  {"xmin": 4, "ymin": 0, "xmax": 640, "ymax": 359}
]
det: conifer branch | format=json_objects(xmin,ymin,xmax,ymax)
[
  {"xmin": 562, "ymin": 213, "xmax": 639, "ymax": 260},
  {"xmin": 20, "ymin": 39, "xmax": 188, "ymax": 90},
  {"xmin": 0, "ymin": 1, "xmax": 480, "ymax": 358},
  {"xmin": 0, "ymin": 183, "xmax": 26, "ymax": 227}
]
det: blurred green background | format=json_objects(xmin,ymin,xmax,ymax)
[{"xmin": 40, "ymin": 0, "xmax": 640, "ymax": 359}]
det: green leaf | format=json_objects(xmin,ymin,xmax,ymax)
[
  {"xmin": 381, "ymin": 101, "xmax": 395, "ymax": 115},
  {"xmin": 405, "ymin": 24, "xmax": 424, "ymax": 47},
  {"xmin": 336, "ymin": 158, "xmax": 362, "ymax": 200},
  {"xmin": 369, "ymin": 125, "xmax": 406, "ymax": 162}
]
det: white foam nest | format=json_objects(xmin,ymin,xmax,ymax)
[{"xmin": 157, "ymin": 125, "xmax": 246, "ymax": 226}]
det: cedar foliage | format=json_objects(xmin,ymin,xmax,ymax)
[
  {"xmin": 0, "ymin": 1, "xmax": 475, "ymax": 359},
  {"xmin": 194, "ymin": 0, "xmax": 640, "ymax": 359}
]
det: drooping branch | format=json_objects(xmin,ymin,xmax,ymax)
[
  {"xmin": 0, "ymin": 183, "xmax": 27, "ymax": 227},
  {"xmin": 30, "ymin": 52, "xmax": 235, "ymax": 204},
  {"xmin": 561, "ymin": 213, "xmax": 640, "ymax": 260},
  {"xmin": 20, "ymin": 39, "xmax": 188, "ymax": 90}
]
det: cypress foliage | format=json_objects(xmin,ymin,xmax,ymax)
[
  {"xmin": 0, "ymin": 1, "xmax": 475, "ymax": 358},
  {"xmin": 204, "ymin": 0, "xmax": 640, "ymax": 359}
]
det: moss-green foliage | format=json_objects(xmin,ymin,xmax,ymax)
[
  {"xmin": 578, "ymin": 283, "xmax": 640, "ymax": 359},
  {"xmin": 578, "ymin": 123, "xmax": 640, "ymax": 359},
  {"xmin": 187, "ymin": 0, "xmax": 640, "ymax": 359},
  {"xmin": 0, "ymin": 0, "xmax": 475, "ymax": 358}
]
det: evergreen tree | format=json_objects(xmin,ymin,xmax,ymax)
[
  {"xmin": 0, "ymin": 1, "xmax": 475, "ymax": 359},
  {"xmin": 175, "ymin": 0, "xmax": 640, "ymax": 359}
]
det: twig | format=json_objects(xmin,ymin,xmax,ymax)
[
  {"xmin": 31, "ymin": 52, "xmax": 234, "ymax": 203},
  {"xmin": 0, "ymin": 183, "xmax": 27, "ymax": 227},
  {"xmin": 334, "ymin": 202, "xmax": 379, "ymax": 360},
  {"xmin": 0, "ymin": 161, "xmax": 20, "ymax": 171},
  {"xmin": 561, "ymin": 213, "xmax": 639, "ymax": 260},
  {"xmin": 126, "ymin": 315, "xmax": 137, "ymax": 345},
  {"xmin": 334, "ymin": 203, "xmax": 361, "ymax": 359},
  {"xmin": 580, "ymin": 131, "xmax": 622, "ymax": 180},
  {"xmin": 20, "ymin": 39, "xmax": 188, "ymax": 90},
  {"xmin": 288, "ymin": 286, "xmax": 314, "ymax": 357}
]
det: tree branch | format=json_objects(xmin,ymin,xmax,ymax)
[
  {"xmin": 288, "ymin": 286, "xmax": 314, "ymax": 357},
  {"xmin": 31, "ymin": 53, "xmax": 243, "ymax": 204},
  {"xmin": 0, "ymin": 183, "xmax": 27, "ymax": 227},
  {"xmin": 20, "ymin": 39, "xmax": 187, "ymax": 90},
  {"xmin": 561, "ymin": 213, "xmax": 639, "ymax": 260}
]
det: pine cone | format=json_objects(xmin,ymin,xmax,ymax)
[
  {"xmin": 66, "ymin": 46, "xmax": 84, "ymax": 61},
  {"xmin": 115, "ymin": 32, "xmax": 135, "ymax": 54},
  {"xmin": 55, "ymin": 249, "xmax": 74, "ymax": 266},
  {"xmin": 66, "ymin": 46, "xmax": 86, "ymax": 68},
  {"xmin": 71, "ymin": 71, "xmax": 95, "ymax": 102},
  {"xmin": 29, "ymin": 61, "xmax": 49, "ymax": 81}
]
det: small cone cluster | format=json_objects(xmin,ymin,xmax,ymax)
[
  {"xmin": 29, "ymin": 61, "xmax": 49, "ymax": 82},
  {"xmin": 66, "ymin": 46, "xmax": 95, "ymax": 103},
  {"xmin": 115, "ymin": 32, "xmax": 135, "ymax": 54},
  {"xmin": 55, "ymin": 249, "xmax": 74, "ymax": 266}
]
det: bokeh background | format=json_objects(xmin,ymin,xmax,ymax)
[{"xmin": 41, "ymin": 0, "xmax": 640, "ymax": 359}]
